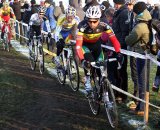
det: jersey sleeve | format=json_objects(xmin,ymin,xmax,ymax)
[
  {"xmin": 105, "ymin": 25, "xmax": 121, "ymax": 53},
  {"xmin": 76, "ymin": 23, "xmax": 84, "ymax": 61}
]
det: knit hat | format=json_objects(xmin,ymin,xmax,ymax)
[
  {"xmin": 30, "ymin": 0, "xmax": 36, "ymax": 4},
  {"xmin": 133, "ymin": 2, "xmax": 147, "ymax": 15},
  {"xmin": 44, "ymin": 0, "xmax": 53, "ymax": 4},
  {"xmin": 113, "ymin": 0, "xmax": 125, "ymax": 4},
  {"xmin": 101, "ymin": 1, "xmax": 110, "ymax": 10}
]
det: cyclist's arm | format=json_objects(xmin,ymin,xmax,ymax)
[
  {"xmin": 76, "ymin": 31, "xmax": 84, "ymax": 60},
  {"xmin": 105, "ymin": 29, "xmax": 121, "ymax": 53}
]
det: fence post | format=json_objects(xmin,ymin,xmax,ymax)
[{"xmin": 144, "ymin": 57, "xmax": 150, "ymax": 124}]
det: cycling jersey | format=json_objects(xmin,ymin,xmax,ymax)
[
  {"xmin": 29, "ymin": 13, "xmax": 51, "ymax": 32},
  {"xmin": 56, "ymin": 14, "xmax": 80, "ymax": 31},
  {"xmin": 0, "ymin": 6, "xmax": 15, "ymax": 22},
  {"xmin": 55, "ymin": 14, "xmax": 80, "ymax": 43},
  {"xmin": 76, "ymin": 20, "xmax": 121, "ymax": 61}
]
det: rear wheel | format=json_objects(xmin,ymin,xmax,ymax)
[
  {"xmin": 39, "ymin": 45, "xmax": 44, "ymax": 74},
  {"xmin": 57, "ymin": 55, "xmax": 66, "ymax": 85},
  {"xmin": 68, "ymin": 57, "xmax": 80, "ymax": 91},
  {"xmin": 29, "ymin": 42, "xmax": 36, "ymax": 70},
  {"xmin": 102, "ymin": 78, "xmax": 118, "ymax": 128},
  {"xmin": 88, "ymin": 73, "xmax": 100, "ymax": 115}
]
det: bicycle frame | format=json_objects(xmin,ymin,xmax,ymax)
[{"xmin": 62, "ymin": 46, "xmax": 73, "ymax": 70}]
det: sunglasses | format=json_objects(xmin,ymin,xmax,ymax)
[{"xmin": 88, "ymin": 20, "xmax": 99, "ymax": 24}]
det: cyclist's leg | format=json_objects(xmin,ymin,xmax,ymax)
[{"xmin": 1, "ymin": 24, "xmax": 5, "ymax": 39}]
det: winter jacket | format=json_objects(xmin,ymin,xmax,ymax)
[
  {"xmin": 112, "ymin": 5, "xmax": 129, "ymax": 49},
  {"xmin": 11, "ymin": 2, "xmax": 21, "ymax": 21},
  {"xmin": 69, "ymin": 0, "xmax": 85, "ymax": 21},
  {"xmin": 22, "ymin": 8, "xmax": 32, "ymax": 24},
  {"xmin": 54, "ymin": 6, "xmax": 63, "ymax": 21},
  {"xmin": 44, "ymin": 5, "xmax": 56, "ymax": 31},
  {"xmin": 31, "ymin": 4, "xmax": 40, "ymax": 14},
  {"xmin": 125, "ymin": 9, "xmax": 152, "ymax": 53}
]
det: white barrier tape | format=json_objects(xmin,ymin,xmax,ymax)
[
  {"xmin": 101, "ymin": 44, "xmax": 160, "ymax": 66},
  {"xmin": 111, "ymin": 84, "xmax": 160, "ymax": 110},
  {"xmin": 15, "ymin": 32, "xmax": 29, "ymax": 40}
]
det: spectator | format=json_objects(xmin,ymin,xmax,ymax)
[
  {"xmin": 0, "ymin": 0, "xmax": 5, "ymax": 8},
  {"xmin": 11, "ymin": 0, "xmax": 21, "ymax": 21},
  {"xmin": 151, "ymin": 4, "xmax": 160, "ymax": 20},
  {"xmin": 100, "ymin": 1, "xmax": 110, "ymax": 23},
  {"xmin": 30, "ymin": 0, "xmax": 39, "ymax": 14},
  {"xmin": 83, "ymin": 0, "xmax": 98, "ymax": 12},
  {"xmin": 126, "ymin": 0, "xmax": 138, "ymax": 105},
  {"xmin": 112, "ymin": 0, "xmax": 130, "ymax": 102},
  {"xmin": 54, "ymin": 4, "xmax": 63, "ymax": 21},
  {"xmin": 11, "ymin": 0, "xmax": 22, "ymax": 41},
  {"xmin": 69, "ymin": 0, "xmax": 85, "ymax": 21},
  {"xmin": 22, "ymin": 3, "xmax": 32, "ymax": 24},
  {"xmin": 105, "ymin": 7, "xmax": 115, "ymax": 26},
  {"xmin": 44, "ymin": 0, "xmax": 56, "ymax": 52},
  {"xmin": 59, "ymin": 1, "xmax": 65, "ymax": 14},
  {"xmin": 125, "ymin": 2, "xmax": 152, "ymax": 116}
]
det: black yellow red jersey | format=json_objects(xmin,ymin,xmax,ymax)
[{"xmin": 76, "ymin": 19, "xmax": 121, "ymax": 61}]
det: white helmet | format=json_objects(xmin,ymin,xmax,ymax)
[{"xmin": 85, "ymin": 5, "xmax": 102, "ymax": 19}]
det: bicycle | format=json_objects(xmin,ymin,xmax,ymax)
[
  {"xmin": 2, "ymin": 21, "xmax": 11, "ymax": 52},
  {"xmin": 56, "ymin": 40, "xmax": 80, "ymax": 91},
  {"xmin": 87, "ymin": 58, "xmax": 119, "ymax": 128},
  {"xmin": 29, "ymin": 32, "xmax": 44, "ymax": 74}
]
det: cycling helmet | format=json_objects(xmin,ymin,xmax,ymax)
[
  {"xmin": 86, "ymin": 5, "xmax": 102, "ymax": 19},
  {"xmin": 3, "ymin": 2, "xmax": 9, "ymax": 7},
  {"xmin": 65, "ymin": 6, "xmax": 76, "ymax": 16},
  {"xmin": 38, "ymin": 6, "xmax": 46, "ymax": 15}
]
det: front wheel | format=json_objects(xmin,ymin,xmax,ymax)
[
  {"xmin": 56, "ymin": 55, "xmax": 66, "ymax": 85},
  {"xmin": 67, "ymin": 57, "xmax": 80, "ymax": 91},
  {"xmin": 29, "ymin": 42, "xmax": 36, "ymax": 70},
  {"xmin": 88, "ymin": 73, "xmax": 100, "ymax": 115},
  {"xmin": 39, "ymin": 45, "xmax": 44, "ymax": 74},
  {"xmin": 102, "ymin": 78, "xmax": 118, "ymax": 128},
  {"xmin": 3, "ymin": 33, "xmax": 10, "ymax": 52}
]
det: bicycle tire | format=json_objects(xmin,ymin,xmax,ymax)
[
  {"xmin": 88, "ymin": 72, "xmax": 100, "ymax": 115},
  {"xmin": 102, "ymin": 78, "xmax": 118, "ymax": 128},
  {"xmin": 39, "ymin": 45, "xmax": 45, "ymax": 74},
  {"xmin": 67, "ymin": 57, "xmax": 80, "ymax": 91},
  {"xmin": 56, "ymin": 55, "xmax": 66, "ymax": 85},
  {"xmin": 29, "ymin": 42, "xmax": 36, "ymax": 70},
  {"xmin": 4, "ymin": 33, "xmax": 10, "ymax": 52}
]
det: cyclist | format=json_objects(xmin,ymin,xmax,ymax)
[
  {"xmin": 0, "ymin": 1, "xmax": 16, "ymax": 43},
  {"xmin": 53, "ymin": 6, "xmax": 80, "ymax": 67},
  {"xmin": 76, "ymin": 5, "xmax": 123, "ymax": 93},
  {"xmin": 28, "ymin": 6, "xmax": 51, "ymax": 44}
]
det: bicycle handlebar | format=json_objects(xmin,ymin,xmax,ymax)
[{"xmin": 90, "ymin": 58, "xmax": 121, "ymax": 69}]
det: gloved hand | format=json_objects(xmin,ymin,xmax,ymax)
[
  {"xmin": 81, "ymin": 59, "xmax": 90, "ymax": 70},
  {"xmin": 116, "ymin": 52, "xmax": 124, "ymax": 69}
]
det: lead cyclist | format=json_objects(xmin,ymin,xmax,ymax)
[{"xmin": 76, "ymin": 4, "xmax": 123, "ymax": 94}]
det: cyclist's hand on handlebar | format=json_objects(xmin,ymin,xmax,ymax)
[
  {"xmin": 116, "ymin": 52, "xmax": 124, "ymax": 69},
  {"xmin": 81, "ymin": 59, "xmax": 91, "ymax": 70}
]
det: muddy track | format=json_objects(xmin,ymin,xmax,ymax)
[{"xmin": 0, "ymin": 47, "xmax": 135, "ymax": 130}]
